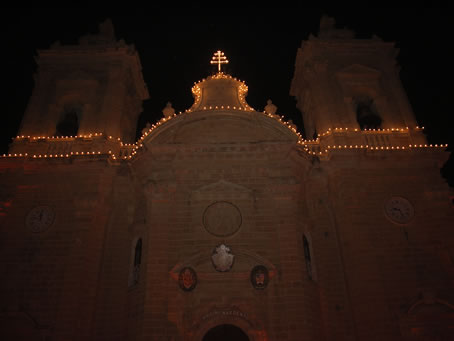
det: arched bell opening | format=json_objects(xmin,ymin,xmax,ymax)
[
  {"xmin": 55, "ymin": 104, "xmax": 82, "ymax": 137},
  {"xmin": 354, "ymin": 96, "xmax": 382, "ymax": 130}
]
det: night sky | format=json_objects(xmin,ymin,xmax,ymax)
[{"xmin": 2, "ymin": 8, "xmax": 452, "ymax": 185}]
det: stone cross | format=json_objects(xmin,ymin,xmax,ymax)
[{"xmin": 210, "ymin": 50, "xmax": 229, "ymax": 72}]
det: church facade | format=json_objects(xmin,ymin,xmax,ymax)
[{"xmin": 1, "ymin": 18, "xmax": 453, "ymax": 341}]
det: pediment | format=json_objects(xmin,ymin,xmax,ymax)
[
  {"xmin": 408, "ymin": 299, "xmax": 454, "ymax": 315},
  {"xmin": 194, "ymin": 179, "xmax": 251, "ymax": 195},
  {"xmin": 143, "ymin": 110, "xmax": 298, "ymax": 145},
  {"xmin": 190, "ymin": 180, "xmax": 254, "ymax": 202}
]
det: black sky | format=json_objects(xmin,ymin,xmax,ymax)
[{"xmin": 1, "ymin": 8, "xmax": 452, "ymax": 185}]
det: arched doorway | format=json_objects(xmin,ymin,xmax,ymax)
[{"xmin": 202, "ymin": 324, "xmax": 249, "ymax": 341}]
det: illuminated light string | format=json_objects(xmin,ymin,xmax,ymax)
[
  {"xmin": 0, "ymin": 102, "xmax": 445, "ymax": 161},
  {"xmin": 13, "ymin": 132, "xmax": 105, "ymax": 141},
  {"xmin": 0, "ymin": 81, "xmax": 442, "ymax": 161},
  {"xmin": 1, "ymin": 94, "xmax": 444, "ymax": 162},
  {"xmin": 4, "ymin": 52, "xmax": 433, "ymax": 161},
  {"xmin": 305, "ymin": 144, "xmax": 447, "ymax": 151},
  {"xmin": 2, "ymin": 125, "xmax": 447, "ymax": 161},
  {"xmin": 316, "ymin": 126, "xmax": 419, "ymax": 137}
]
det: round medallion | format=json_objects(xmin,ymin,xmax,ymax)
[
  {"xmin": 178, "ymin": 267, "xmax": 197, "ymax": 292},
  {"xmin": 250, "ymin": 265, "xmax": 269, "ymax": 290},
  {"xmin": 203, "ymin": 201, "xmax": 242, "ymax": 237},
  {"xmin": 384, "ymin": 196, "xmax": 414, "ymax": 224},
  {"xmin": 25, "ymin": 205, "xmax": 55, "ymax": 233}
]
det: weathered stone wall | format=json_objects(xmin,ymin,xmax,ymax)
[
  {"xmin": 1, "ymin": 130, "xmax": 453, "ymax": 341},
  {"xmin": 0, "ymin": 158, "xmax": 116, "ymax": 340},
  {"xmin": 131, "ymin": 141, "xmax": 322, "ymax": 340}
]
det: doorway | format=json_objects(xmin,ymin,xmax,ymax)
[{"xmin": 202, "ymin": 324, "xmax": 249, "ymax": 341}]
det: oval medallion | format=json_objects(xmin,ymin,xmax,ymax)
[
  {"xmin": 251, "ymin": 265, "xmax": 269, "ymax": 290},
  {"xmin": 178, "ymin": 267, "xmax": 197, "ymax": 291}
]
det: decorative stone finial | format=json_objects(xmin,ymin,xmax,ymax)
[
  {"xmin": 264, "ymin": 99, "xmax": 277, "ymax": 115},
  {"xmin": 288, "ymin": 119, "xmax": 297, "ymax": 130},
  {"xmin": 99, "ymin": 18, "xmax": 116, "ymax": 40},
  {"xmin": 320, "ymin": 15, "xmax": 336, "ymax": 30},
  {"xmin": 318, "ymin": 15, "xmax": 354, "ymax": 39},
  {"xmin": 141, "ymin": 122, "xmax": 151, "ymax": 135},
  {"xmin": 162, "ymin": 102, "xmax": 175, "ymax": 118},
  {"xmin": 78, "ymin": 18, "xmax": 117, "ymax": 45}
]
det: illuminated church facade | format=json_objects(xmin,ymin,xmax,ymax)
[{"xmin": 1, "ymin": 17, "xmax": 453, "ymax": 341}]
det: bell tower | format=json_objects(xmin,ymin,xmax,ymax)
[
  {"xmin": 17, "ymin": 19, "xmax": 149, "ymax": 143},
  {"xmin": 291, "ymin": 16, "xmax": 424, "ymax": 144}
]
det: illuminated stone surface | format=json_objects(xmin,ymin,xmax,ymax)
[{"xmin": 0, "ymin": 16, "xmax": 453, "ymax": 341}]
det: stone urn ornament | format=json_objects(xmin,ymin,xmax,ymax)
[{"xmin": 211, "ymin": 244, "xmax": 234, "ymax": 272}]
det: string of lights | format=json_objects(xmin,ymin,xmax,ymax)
[
  {"xmin": 1, "ymin": 51, "xmax": 448, "ymax": 162},
  {"xmin": 2, "ymin": 116, "xmax": 447, "ymax": 161}
]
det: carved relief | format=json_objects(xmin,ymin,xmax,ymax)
[{"xmin": 211, "ymin": 244, "xmax": 235, "ymax": 272}]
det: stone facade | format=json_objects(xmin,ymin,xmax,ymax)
[{"xmin": 1, "ymin": 18, "xmax": 453, "ymax": 341}]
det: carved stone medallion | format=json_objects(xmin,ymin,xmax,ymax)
[
  {"xmin": 203, "ymin": 201, "xmax": 242, "ymax": 237},
  {"xmin": 25, "ymin": 205, "xmax": 55, "ymax": 233},
  {"xmin": 178, "ymin": 267, "xmax": 197, "ymax": 291},
  {"xmin": 250, "ymin": 265, "xmax": 269, "ymax": 290},
  {"xmin": 211, "ymin": 244, "xmax": 235, "ymax": 272}
]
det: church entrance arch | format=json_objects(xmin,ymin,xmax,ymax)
[
  {"xmin": 190, "ymin": 309, "xmax": 266, "ymax": 341},
  {"xmin": 202, "ymin": 324, "xmax": 249, "ymax": 341}
]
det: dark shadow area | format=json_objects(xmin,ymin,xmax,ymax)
[
  {"xmin": 55, "ymin": 109, "xmax": 80, "ymax": 137},
  {"xmin": 203, "ymin": 324, "xmax": 249, "ymax": 341},
  {"xmin": 355, "ymin": 98, "xmax": 382, "ymax": 130}
]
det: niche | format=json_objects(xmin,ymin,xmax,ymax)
[{"xmin": 55, "ymin": 105, "xmax": 82, "ymax": 136}]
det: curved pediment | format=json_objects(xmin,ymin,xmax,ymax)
[
  {"xmin": 143, "ymin": 110, "xmax": 298, "ymax": 145},
  {"xmin": 336, "ymin": 63, "xmax": 381, "ymax": 78},
  {"xmin": 190, "ymin": 180, "xmax": 254, "ymax": 202}
]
